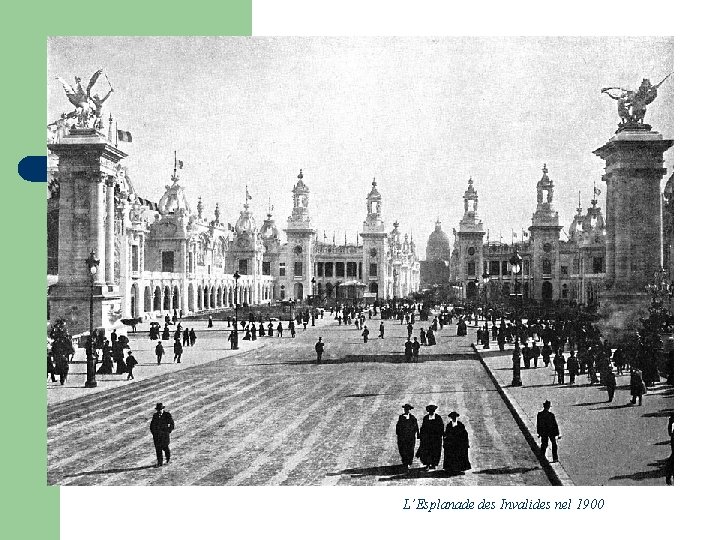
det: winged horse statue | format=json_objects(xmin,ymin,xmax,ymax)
[{"xmin": 55, "ymin": 69, "xmax": 108, "ymax": 128}]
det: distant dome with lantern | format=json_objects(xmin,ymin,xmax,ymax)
[
  {"xmin": 235, "ymin": 205, "xmax": 256, "ymax": 234},
  {"xmin": 426, "ymin": 219, "xmax": 451, "ymax": 261}
]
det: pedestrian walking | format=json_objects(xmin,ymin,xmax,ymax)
[
  {"xmin": 379, "ymin": 322, "xmax": 385, "ymax": 339},
  {"xmin": 189, "ymin": 328, "xmax": 196, "ymax": 346},
  {"xmin": 537, "ymin": 400, "xmax": 561, "ymax": 463},
  {"xmin": 416, "ymin": 404, "xmax": 444, "ymax": 470},
  {"xmin": 412, "ymin": 337, "xmax": 420, "ymax": 361},
  {"xmin": 554, "ymin": 351, "xmax": 566, "ymax": 384},
  {"xmin": 404, "ymin": 339, "xmax": 413, "ymax": 362},
  {"xmin": 407, "ymin": 322, "xmax": 413, "ymax": 339},
  {"xmin": 362, "ymin": 325, "xmax": 370, "ymax": 343},
  {"xmin": 629, "ymin": 368, "xmax": 646, "ymax": 406},
  {"xmin": 567, "ymin": 350, "xmax": 579, "ymax": 384},
  {"xmin": 289, "ymin": 320, "xmax": 296, "ymax": 338},
  {"xmin": 395, "ymin": 404, "xmax": 419, "ymax": 469},
  {"xmin": 277, "ymin": 321, "xmax": 283, "ymax": 337},
  {"xmin": 531, "ymin": 341, "xmax": 540, "ymax": 368},
  {"xmin": 605, "ymin": 369, "xmax": 617, "ymax": 402},
  {"xmin": 152, "ymin": 341, "xmax": 163, "ymax": 365},
  {"xmin": 208, "ymin": 316, "xmax": 213, "ymax": 328},
  {"xmin": 173, "ymin": 339, "xmax": 183, "ymax": 363},
  {"xmin": 183, "ymin": 328, "xmax": 190, "ymax": 347},
  {"xmin": 443, "ymin": 411, "xmax": 471, "ymax": 474},
  {"xmin": 126, "ymin": 351, "xmax": 138, "ymax": 380},
  {"xmin": 162, "ymin": 324, "xmax": 170, "ymax": 340},
  {"xmin": 522, "ymin": 342, "xmax": 532, "ymax": 369},
  {"xmin": 315, "ymin": 337, "xmax": 325, "ymax": 363},
  {"xmin": 426, "ymin": 327, "xmax": 436, "ymax": 346},
  {"xmin": 149, "ymin": 403, "xmax": 175, "ymax": 467},
  {"xmin": 251, "ymin": 324, "xmax": 257, "ymax": 341},
  {"xmin": 542, "ymin": 342, "xmax": 552, "ymax": 367},
  {"xmin": 476, "ymin": 327, "xmax": 483, "ymax": 345},
  {"xmin": 47, "ymin": 351, "xmax": 56, "ymax": 383}
]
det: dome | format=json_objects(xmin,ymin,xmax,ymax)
[
  {"xmin": 260, "ymin": 213, "xmax": 279, "ymax": 240},
  {"xmin": 158, "ymin": 175, "xmax": 190, "ymax": 214},
  {"xmin": 235, "ymin": 205, "xmax": 256, "ymax": 233},
  {"xmin": 426, "ymin": 220, "xmax": 450, "ymax": 261}
]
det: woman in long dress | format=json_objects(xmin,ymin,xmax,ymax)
[
  {"xmin": 443, "ymin": 411, "xmax": 471, "ymax": 474},
  {"xmin": 97, "ymin": 342, "xmax": 114, "ymax": 374}
]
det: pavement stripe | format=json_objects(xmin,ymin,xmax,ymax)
[
  {"xmin": 222, "ymin": 379, "xmax": 355, "ymax": 485},
  {"xmin": 48, "ymin": 376, "xmax": 188, "ymax": 423},
  {"xmin": 321, "ymin": 380, "xmax": 396, "ymax": 486},
  {"xmin": 48, "ymin": 378, "xmax": 196, "ymax": 438},
  {"xmin": 268, "ymin": 381, "xmax": 369, "ymax": 485},
  {"xmin": 49, "ymin": 379, "xmax": 229, "ymax": 483},
  {"xmin": 98, "ymin": 376, "xmax": 275, "ymax": 486},
  {"xmin": 153, "ymin": 375, "xmax": 324, "ymax": 486},
  {"xmin": 47, "ymin": 378, "xmax": 209, "ymax": 460}
]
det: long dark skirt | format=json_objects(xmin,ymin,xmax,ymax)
[{"xmin": 443, "ymin": 422, "xmax": 471, "ymax": 473}]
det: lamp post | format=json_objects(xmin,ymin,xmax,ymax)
[
  {"xmin": 311, "ymin": 277, "xmax": 316, "ymax": 325},
  {"xmin": 84, "ymin": 250, "xmax": 100, "ymax": 388},
  {"xmin": 510, "ymin": 250, "xmax": 522, "ymax": 314},
  {"xmin": 233, "ymin": 270, "xmax": 240, "ymax": 328},
  {"xmin": 482, "ymin": 272, "xmax": 490, "ymax": 319}
]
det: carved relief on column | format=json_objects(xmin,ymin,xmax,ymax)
[{"xmin": 104, "ymin": 174, "xmax": 117, "ymax": 285}]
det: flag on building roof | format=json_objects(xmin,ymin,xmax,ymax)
[
  {"xmin": 594, "ymin": 185, "xmax": 601, "ymax": 196},
  {"xmin": 117, "ymin": 129, "xmax": 133, "ymax": 143},
  {"xmin": 177, "ymin": 160, "xmax": 184, "ymax": 169}
]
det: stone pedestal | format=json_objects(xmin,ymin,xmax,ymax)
[
  {"xmin": 48, "ymin": 127, "xmax": 127, "ymax": 336},
  {"xmin": 594, "ymin": 124, "xmax": 673, "ymax": 340}
]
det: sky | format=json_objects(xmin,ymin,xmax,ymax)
[{"xmin": 48, "ymin": 36, "xmax": 673, "ymax": 258}]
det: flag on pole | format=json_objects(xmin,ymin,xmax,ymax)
[
  {"xmin": 117, "ymin": 129, "xmax": 133, "ymax": 142},
  {"xmin": 246, "ymin": 187, "xmax": 252, "ymax": 201},
  {"xmin": 177, "ymin": 160, "xmax": 184, "ymax": 169},
  {"xmin": 523, "ymin": 230, "xmax": 529, "ymax": 238},
  {"xmin": 512, "ymin": 231, "xmax": 518, "ymax": 238},
  {"xmin": 594, "ymin": 185, "xmax": 601, "ymax": 196}
]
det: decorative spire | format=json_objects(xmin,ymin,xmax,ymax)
[
  {"xmin": 577, "ymin": 190, "xmax": 583, "ymax": 215},
  {"xmin": 197, "ymin": 196, "xmax": 203, "ymax": 219},
  {"xmin": 214, "ymin": 202, "xmax": 220, "ymax": 223},
  {"xmin": 297, "ymin": 168, "xmax": 303, "ymax": 180},
  {"xmin": 372, "ymin": 177, "xmax": 376, "ymax": 187}
]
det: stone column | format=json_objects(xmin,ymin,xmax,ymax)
[
  {"xmin": 594, "ymin": 125, "xmax": 673, "ymax": 340},
  {"xmin": 104, "ymin": 174, "xmax": 115, "ymax": 285},
  {"xmin": 93, "ymin": 174, "xmax": 107, "ymax": 284}
]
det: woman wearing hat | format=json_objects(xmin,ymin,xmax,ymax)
[
  {"xmin": 395, "ymin": 404, "xmax": 420, "ymax": 469},
  {"xmin": 416, "ymin": 404, "xmax": 444, "ymax": 469},
  {"xmin": 443, "ymin": 412, "xmax": 471, "ymax": 474}
]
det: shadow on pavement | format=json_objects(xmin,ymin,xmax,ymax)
[
  {"xmin": 344, "ymin": 388, "xmax": 482, "ymax": 398},
  {"xmin": 609, "ymin": 459, "xmax": 669, "ymax": 482},
  {"xmin": 474, "ymin": 466, "xmax": 541, "ymax": 475},
  {"xmin": 64, "ymin": 464, "xmax": 156, "ymax": 478},
  {"xmin": 380, "ymin": 467, "xmax": 463, "ymax": 482},
  {"xmin": 642, "ymin": 408, "xmax": 673, "ymax": 418},
  {"xmin": 591, "ymin": 403, "xmax": 634, "ymax": 410}
]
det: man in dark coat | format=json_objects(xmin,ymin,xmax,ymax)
[
  {"xmin": 395, "ymin": 403, "xmax": 419, "ymax": 468},
  {"xmin": 416, "ymin": 404, "xmax": 444, "ymax": 469},
  {"xmin": 443, "ymin": 411, "xmax": 471, "ymax": 473},
  {"xmin": 404, "ymin": 339, "xmax": 413, "ymax": 362},
  {"xmin": 379, "ymin": 322, "xmax": 385, "ymax": 339},
  {"xmin": 173, "ymin": 339, "xmax": 183, "ymax": 363},
  {"xmin": 566, "ymin": 350, "xmax": 579, "ymax": 384},
  {"xmin": 150, "ymin": 403, "xmax": 175, "ymax": 467},
  {"xmin": 315, "ymin": 337, "xmax": 325, "ymax": 363},
  {"xmin": 537, "ymin": 400, "xmax": 561, "ymax": 462},
  {"xmin": 411, "ymin": 337, "xmax": 421, "ymax": 361}
]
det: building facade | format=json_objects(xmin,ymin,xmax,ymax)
[
  {"xmin": 447, "ymin": 166, "xmax": 607, "ymax": 306},
  {"xmin": 47, "ymin": 139, "xmax": 421, "ymax": 331}
]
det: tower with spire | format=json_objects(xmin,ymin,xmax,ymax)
[
  {"xmin": 528, "ymin": 164, "xmax": 563, "ymax": 301},
  {"xmin": 452, "ymin": 177, "xmax": 486, "ymax": 300},
  {"xmin": 360, "ymin": 178, "xmax": 388, "ymax": 299},
  {"xmin": 283, "ymin": 169, "xmax": 316, "ymax": 302}
]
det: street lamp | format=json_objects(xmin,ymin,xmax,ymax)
[
  {"xmin": 482, "ymin": 272, "xmax": 490, "ymax": 317},
  {"xmin": 510, "ymin": 250, "xmax": 522, "ymax": 312},
  {"xmin": 311, "ymin": 277, "xmax": 316, "ymax": 325},
  {"xmin": 233, "ymin": 270, "xmax": 240, "ymax": 327},
  {"xmin": 84, "ymin": 250, "xmax": 100, "ymax": 388}
]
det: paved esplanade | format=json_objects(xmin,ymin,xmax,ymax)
[{"xmin": 47, "ymin": 315, "xmax": 550, "ymax": 486}]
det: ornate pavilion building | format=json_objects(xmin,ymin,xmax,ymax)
[{"xmin": 444, "ymin": 165, "xmax": 608, "ymax": 306}]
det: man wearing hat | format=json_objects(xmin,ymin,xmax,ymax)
[
  {"xmin": 149, "ymin": 403, "xmax": 175, "ymax": 467},
  {"xmin": 395, "ymin": 404, "xmax": 420, "ymax": 469},
  {"xmin": 536, "ymin": 400, "xmax": 561, "ymax": 463},
  {"xmin": 315, "ymin": 337, "xmax": 325, "ymax": 363},
  {"xmin": 416, "ymin": 404, "xmax": 444, "ymax": 469}
]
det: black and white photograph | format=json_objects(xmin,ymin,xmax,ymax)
[{"xmin": 46, "ymin": 36, "xmax": 673, "ymax": 486}]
